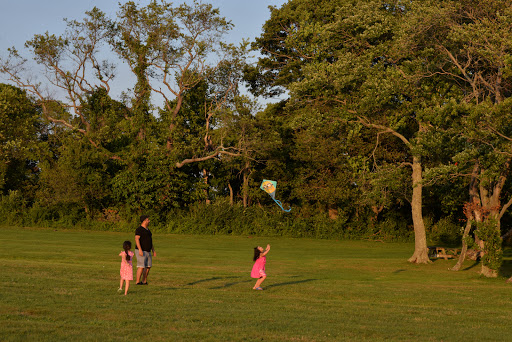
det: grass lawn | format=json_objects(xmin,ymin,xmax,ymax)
[{"xmin": 1, "ymin": 226, "xmax": 512, "ymax": 341}]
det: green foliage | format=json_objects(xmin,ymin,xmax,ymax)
[
  {"xmin": 162, "ymin": 201, "xmax": 411, "ymax": 241},
  {"xmin": 0, "ymin": 84, "xmax": 40, "ymax": 195},
  {"xmin": 425, "ymin": 216, "xmax": 462, "ymax": 246},
  {"xmin": 0, "ymin": 191, "xmax": 28, "ymax": 225},
  {"xmin": 4, "ymin": 0, "xmax": 512, "ymax": 249},
  {"xmin": 475, "ymin": 219, "xmax": 503, "ymax": 271}
]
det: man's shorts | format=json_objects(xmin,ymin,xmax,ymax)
[{"xmin": 136, "ymin": 250, "xmax": 152, "ymax": 268}]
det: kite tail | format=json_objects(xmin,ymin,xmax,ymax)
[{"xmin": 273, "ymin": 198, "xmax": 292, "ymax": 212}]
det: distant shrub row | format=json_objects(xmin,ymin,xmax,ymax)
[{"xmin": 0, "ymin": 191, "xmax": 424, "ymax": 242}]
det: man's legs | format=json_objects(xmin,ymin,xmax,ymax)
[
  {"xmin": 142, "ymin": 267, "xmax": 151, "ymax": 284},
  {"xmin": 136, "ymin": 267, "xmax": 144, "ymax": 284}
]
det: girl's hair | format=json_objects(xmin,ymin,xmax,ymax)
[
  {"xmin": 123, "ymin": 241, "xmax": 131, "ymax": 261},
  {"xmin": 253, "ymin": 247, "xmax": 261, "ymax": 262}
]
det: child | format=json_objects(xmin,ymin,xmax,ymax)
[
  {"xmin": 118, "ymin": 240, "xmax": 134, "ymax": 295},
  {"xmin": 251, "ymin": 244, "xmax": 270, "ymax": 290}
]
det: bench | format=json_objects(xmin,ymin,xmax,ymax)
[{"xmin": 428, "ymin": 246, "xmax": 461, "ymax": 260}]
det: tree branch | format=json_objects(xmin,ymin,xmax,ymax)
[{"xmin": 176, "ymin": 148, "xmax": 241, "ymax": 168}]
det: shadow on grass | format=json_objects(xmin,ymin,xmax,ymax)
[
  {"xmin": 462, "ymin": 261, "xmax": 480, "ymax": 271},
  {"xmin": 265, "ymin": 278, "xmax": 317, "ymax": 289},
  {"xmin": 186, "ymin": 276, "xmax": 238, "ymax": 286},
  {"xmin": 499, "ymin": 260, "xmax": 512, "ymax": 278},
  {"xmin": 210, "ymin": 279, "xmax": 252, "ymax": 289},
  {"xmin": 502, "ymin": 247, "xmax": 512, "ymax": 258},
  {"xmin": 205, "ymin": 277, "xmax": 318, "ymax": 290}
]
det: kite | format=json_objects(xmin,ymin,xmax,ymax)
[{"xmin": 260, "ymin": 179, "xmax": 291, "ymax": 212}]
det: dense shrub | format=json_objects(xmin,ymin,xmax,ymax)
[
  {"xmin": 426, "ymin": 216, "xmax": 462, "ymax": 246},
  {"xmin": 0, "ymin": 195, "xmax": 415, "ymax": 241}
]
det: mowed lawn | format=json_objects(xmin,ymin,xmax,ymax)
[{"xmin": 1, "ymin": 226, "xmax": 512, "ymax": 341}]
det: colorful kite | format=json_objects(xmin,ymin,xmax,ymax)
[{"xmin": 260, "ymin": 179, "xmax": 291, "ymax": 212}]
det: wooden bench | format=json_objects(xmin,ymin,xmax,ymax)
[{"xmin": 428, "ymin": 246, "xmax": 461, "ymax": 260}]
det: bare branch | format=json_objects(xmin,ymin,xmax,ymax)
[{"xmin": 176, "ymin": 148, "xmax": 241, "ymax": 168}]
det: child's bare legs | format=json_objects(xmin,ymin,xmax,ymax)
[
  {"xmin": 119, "ymin": 278, "xmax": 124, "ymax": 290},
  {"xmin": 124, "ymin": 280, "xmax": 130, "ymax": 295},
  {"xmin": 253, "ymin": 276, "xmax": 266, "ymax": 289}
]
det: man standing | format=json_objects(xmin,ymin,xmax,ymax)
[{"xmin": 135, "ymin": 215, "xmax": 156, "ymax": 285}]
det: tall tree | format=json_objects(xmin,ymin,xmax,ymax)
[
  {"xmin": 111, "ymin": 0, "xmax": 235, "ymax": 150},
  {"xmin": 0, "ymin": 84, "xmax": 40, "ymax": 195},
  {"xmin": 0, "ymin": 8, "xmax": 116, "ymax": 151},
  {"xmin": 250, "ymin": 0, "xmax": 435, "ymax": 262},
  {"xmin": 403, "ymin": 0, "xmax": 512, "ymax": 276}
]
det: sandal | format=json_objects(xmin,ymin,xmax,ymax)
[{"xmin": 253, "ymin": 287, "xmax": 263, "ymax": 290}]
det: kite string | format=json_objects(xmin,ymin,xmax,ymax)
[{"xmin": 273, "ymin": 198, "xmax": 291, "ymax": 212}]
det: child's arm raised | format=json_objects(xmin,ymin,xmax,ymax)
[{"xmin": 261, "ymin": 244, "xmax": 271, "ymax": 257}]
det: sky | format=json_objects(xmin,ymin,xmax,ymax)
[{"xmin": 0, "ymin": 0, "xmax": 288, "ymax": 103}]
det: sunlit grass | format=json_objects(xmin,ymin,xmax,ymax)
[{"xmin": 1, "ymin": 226, "xmax": 511, "ymax": 341}]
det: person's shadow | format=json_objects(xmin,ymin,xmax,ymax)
[
  {"xmin": 183, "ymin": 276, "xmax": 317, "ymax": 290},
  {"xmin": 186, "ymin": 276, "xmax": 235, "ymax": 286},
  {"xmin": 264, "ymin": 278, "xmax": 317, "ymax": 289},
  {"xmin": 209, "ymin": 278, "xmax": 252, "ymax": 289}
]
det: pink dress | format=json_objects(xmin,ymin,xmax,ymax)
[
  {"xmin": 119, "ymin": 251, "xmax": 134, "ymax": 280},
  {"xmin": 251, "ymin": 256, "xmax": 267, "ymax": 278}
]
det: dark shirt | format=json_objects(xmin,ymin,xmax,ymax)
[{"xmin": 135, "ymin": 225, "xmax": 153, "ymax": 252}]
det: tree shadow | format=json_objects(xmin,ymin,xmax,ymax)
[
  {"xmin": 502, "ymin": 247, "xmax": 512, "ymax": 258},
  {"xmin": 265, "ymin": 278, "xmax": 317, "ymax": 289},
  {"xmin": 499, "ymin": 260, "xmax": 512, "ymax": 278},
  {"xmin": 462, "ymin": 261, "xmax": 480, "ymax": 271}
]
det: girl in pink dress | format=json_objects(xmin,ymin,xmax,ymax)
[
  {"xmin": 118, "ymin": 240, "xmax": 134, "ymax": 295},
  {"xmin": 251, "ymin": 244, "xmax": 270, "ymax": 290}
]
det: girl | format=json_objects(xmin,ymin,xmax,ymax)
[
  {"xmin": 118, "ymin": 240, "xmax": 134, "ymax": 295},
  {"xmin": 251, "ymin": 244, "xmax": 270, "ymax": 290}
]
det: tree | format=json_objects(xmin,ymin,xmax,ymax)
[
  {"xmin": 250, "ymin": 0, "xmax": 436, "ymax": 262},
  {"xmin": 111, "ymin": 0, "xmax": 235, "ymax": 149},
  {"xmin": 0, "ymin": 8, "xmax": 116, "ymax": 151},
  {"xmin": 0, "ymin": 83, "xmax": 40, "ymax": 195},
  {"xmin": 0, "ymin": 1, "xmax": 252, "ymax": 216},
  {"xmin": 402, "ymin": 0, "xmax": 512, "ymax": 276},
  {"xmin": 244, "ymin": 0, "xmax": 342, "ymax": 98}
]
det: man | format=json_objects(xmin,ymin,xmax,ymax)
[{"xmin": 135, "ymin": 215, "xmax": 156, "ymax": 285}]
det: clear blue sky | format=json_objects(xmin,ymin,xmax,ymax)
[{"xmin": 0, "ymin": 0, "xmax": 287, "ymax": 102}]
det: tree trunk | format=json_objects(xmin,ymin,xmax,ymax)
[
  {"xmin": 452, "ymin": 163, "xmax": 480, "ymax": 271},
  {"xmin": 451, "ymin": 220, "xmax": 472, "ymax": 271},
  {"xmin": 203, "ymin": 168, "xmax": 211, "ymax": 205},
  {"xmin": 481, "ymin": 265, "xmax": 498, "ymax": 277},
  {"xmin": 476, "ymin": 159, "xmax": 508, "ymax": 277},
  {"xmin": 242, "ymin": 161, "xmax": 249, "ymax": 208},
  {"xmin": 408, "ymin": 155, "xmax": 430, "ymax": 264},
  {"xmin": 371, "ymin": 204, "xmax": 384, "ymax": 222},
  {"xmin": 228, "ymin": 182, "xmax": 234, "ymax": 206}
]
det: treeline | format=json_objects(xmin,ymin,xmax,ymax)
[{"xmin": 2, "ymin": 0, "xmax": 512, "ymax": 274}]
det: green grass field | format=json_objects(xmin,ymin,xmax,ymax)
[{"xmin": 1, "ymin": 226, "xmax": 512, "ymax": 341}]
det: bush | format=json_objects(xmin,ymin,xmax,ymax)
[
  {"xmin": 0, "ymin": 191, "xmax": 28, "ymax": 225},
  {"xmin": 426, "ymin": 216, "xmax": 462, "ymax": 246},
  {"xmin": 0, "ymin": 197, "xmax": 419, "ymax": 241}
]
